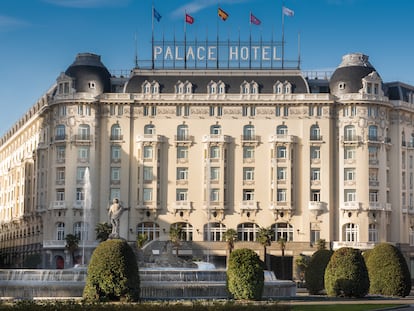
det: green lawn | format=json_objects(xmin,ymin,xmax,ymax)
[{"xmin": 291, "ymin": 304, "xmax": 403, "ymax": 311}]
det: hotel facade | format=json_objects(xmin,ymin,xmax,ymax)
[{"xmin": 1, "ymin": 51, "xmax": 414, "ymax": 278}]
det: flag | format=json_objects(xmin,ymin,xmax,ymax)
[
  {"xmin": 282, "ymin": 6, "xmax": 294, "ymax": 17},
  {"xmin": 218, "ymin": 7, "xmax": 229, "ymax": 21},
  {"xmin": 185, "ymin": 13, "xmax": 194, "ymax": 24},
  {"xmin": 153, "ymin": 8, "xmax": 162, "ymax": 22},
  {"xmin": 250, "ymin": 12, "xmax": 261, "ymax": 25}
]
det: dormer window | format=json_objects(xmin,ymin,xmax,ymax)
[
  {"xmin": 88, "ymin": 82, "xmax": 96, "ymax": 89},
  {"xmin": 251, "ymin": 81, "xmax": 258, "ymax": 94},
  {"xmin": 142, "ymin": 80, "xmax": 160, "ymax": 94},
  {"xmin": 56, "ymin": 73, "xmax": 73, "ymax": 95},
  {"xmin": 339, "ymin": 83, "xmax": 346, "ymax": 90},
  {"xmin": 274, "ymin": 81, "xmax": 291, "ymax": 94},
  {"xmin": 241, "ymin": 81, "xmax": 250, "ymax": 94},
  {"xmin": 218, "ymin": 81, "xmax": 225, "ymax": 94},
  {"xmin": 362, "ymin": 71, "xmax": 383, "ymax": 96},
  {"xmin": 208, "ymin": 81, "xmax": 217, "ymax": 94}
]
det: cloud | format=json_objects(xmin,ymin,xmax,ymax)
[
  {"xmin": 171, "ymin": 0, "xmax": 251, "ymax": 19},
  {"xmin": 43, "ymin": 0, "xmax": 130, "ymax": 8},
  {"xmin": 0, "ymin": 15, "xmax": 28, "ymax": 31}
]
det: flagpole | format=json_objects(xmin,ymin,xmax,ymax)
[
  {"xmin": 184, "ymin": 10, "xmax": 187, "ymax": 69},
  {"xmin": 297, "ymin": 32, "xmax": 301, "ymax": 69},
  {"xmin": 249, "ymin": 11, "xmax": 252, "ymax": 69},
  {"xmin": 151, "ymin": 4, "xmax": 155, "ymax": 70},
  {"xmin": 134, "ymin": 32, "xmax": 138, "ymax": 68},
  {"xmin": 216, "ymin": 4, "xmax": 219, "ymax": 69},
  {"xmin": 282, "ymin": 2, "xmax": 285, "ymax": 69}
]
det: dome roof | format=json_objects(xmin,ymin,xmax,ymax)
[
  {"xmin": 329, "ymin": 53, "xmax": 377, "ymax": 96},
  {"xmin": 65, "ymin": 53, "xmax": 111, "ymax": 94}
]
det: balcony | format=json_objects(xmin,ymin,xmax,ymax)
[
  {"xmin": 240, "ymin": 201, "xmax": 258, "ymax": 211},
  {"xmin": 136, "ymin": 201, "xmax": 159, "ymax": 210},
  {"xmin": 136, "ymin": 134, "xmax": 164, "ymax": 143},
  {"xmin": 73, "ymin": 200, "xmax": 85, "ymax": 209},
  {"xmin": 203, "ymin": 201, "xmax": 226, "ymax": 211},
  {"xmin": 49, "ymin": 201, "xmax": 66, "ymax": 210},
  {"xmin": 110, "ymin": 134, "xmax": 124, "ymax": 141},
  {"xmin": 173, "ymin": 201, "xmax": 192, "ymax": 210},
  {"xmin": 174, "ymin": 135, "xmax": 194, "ymax": 144},
  {"xmin": 54, "ymin": 135, "xmax": 68, "ymax": 142},
  {"xmin": 241, "ymin": 135, "xmax": 260, "ymax": 144},
  {"xmin": 310, "ymin": 135, "xmax": 323, "ymax": 142},
  {"xmin": 43, "ymin": 240, "xmax": 66, "ymax": 248},
  {"xmin": 202, "ymin": 134, "xmax": 231, "ymax": 143},
  {"xmin": 368, "ymin": 202, "xmax": 391, "ymax": 211},
  {"xmin": 270, "ymin": 201, "xmax": 293, "ymax": 211},
  {"xmin": 269, "ymin": 134, "xmax": 297, "ymax": 144},
  {"xmin": 342, "ymin": 135, "xmax": 362, "ymax": 144},
  {"xmin": 332, "ymin": 241, "xmax": 376, "ymax": 250},
  {"xmin": 72, "ymin": 134, "xmax": 92, "ymax": 145},
  {"xmin": 340, "ymin": 201, "xmax": 361, "ymax": 211},
  {"xmin": 308, "ymin": 201, "xmax": 327, "ymax": 212}
]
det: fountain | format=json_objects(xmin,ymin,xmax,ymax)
[{"xmin": 82, "ymin": 167, "xmax": 92, "ymax": 266}]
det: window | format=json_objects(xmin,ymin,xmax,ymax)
[
  {"xmin": 210, "ymin": 146, "xmax": 220, "ymax": 159},
  {"xmin": 76, "ymin": 187, "xmax": 85, "ymax": 201},
  {"xmin": 177, "ymin": 124, "xmax": 189, "ymax": 140},
  {"xmin": 56, "ymin": 222, "xmax": 65, "ymax": 240},
  {"xmin": 210, "ymin": 189, "xmax": 220, "ymax": 201},
  {"xmin": 111, "ymin": 124, "xmax": 122, "ymax": 140},
  {"xmin": 177, "ymin": 146, "xmax": 188, "ymax": 160},
  {"xmin": 78, "ymin": 147, "xmax": 89, "ymax": 162},
  {"xmin": 310, "ymin": 229, "xmax": 320, "ymax": 244},
  {"xmin": 176, "ymin": 189, "xmax": 188, "ymax": 201},
  {"xmin": 275, "ymin": 106, "xmax": 281, "ymax": 116},
  {"xmin": 276, "ymin": 125, "xmax": 288, "ymax": 135},
  {"xmin": 177, "ymin": 167, "xmax": 188, "ymax": 180},
  {"xmin": 344, "ymin": 146, "xmax": 356, "ymax": 160},
  {"xmin": 368, "ymin": 146, "xmax": 378, "ymax": 163},
  {"xmin": 271, "ymin": 223, "xmax": 293, "ymax": 242},
  {"xmin": 368, "ymin": 125, "xmax": 378, "ymax": 141},
  {"xmin": 237, "ymin": 223, "xmax": 258, "ymax": 242},
  {"xmin": 243, "ymin": 189, "xmax": 254, "ymax": 201},
  {"xmin": 311, "ymin": 190, "xmax": 320, "ymax": 201},
  {"xmin": 204, "ymin": 222, "xmax": 226, "ymax": 242},
  {"xmin": 369, "ymin": 191, "xmax": 378, "ymax": 202},
  {"xmin": 111, "ymin": 145, "xmax": 121, "ymax": 161},
  {"xmin": 56, "ymin": 125, "xmax": 66, "ymax": 140},
  {"xmin": 143, "ymin": 146, "xmax": 153, "ymax": 159},
  {"xmin": 344, "ymin": 223, "xmax": 358, "ymax": 242},
  {"xmin": 171, "ymin": 222, "xmax": 193, "ymax": 241},
  {"xmin": 283, "ymin": 106, "xmax": 289, "ymax": 116},
  {"xmin": 243, "ymin": 146, "xmax": 255, "ymax": 159},
  {"xmin": 277, "ymin": 167, "xmax": 287, "ymax": 180},
  {"xmin": 111, "ymin": 167, "xmax": 120, "ymax": 182},
  {"xmin": 74, "ymin": 222, "xmax": 88, "ymax": 241},
  {"xmin": 310, "ymin": 124, "xmax": 321, "ymax": 140},
  {"xmin": 311, "ymin": 168, "xmax": 320, "ymax": 181},
  {"xmin": 210, "ymin": 125, "xmax": 221, "ymax": 135},
  {"xmin": 311, "ymin": 146, "xmax": 320, "ymax": 160},
  {"xmin": 56, "ymin": 189, "xmax": 65, "ymax": 201},
  {"xmin": 344, "ymin": 125, "xmax": 356, "ymax": 141},
  {"xmin": 344, "ymin": 168, "xmax": 356, "ymax": 181},
  {"xmin": 143, "ymin": 166, "xmax": 153, "ymax": 181},
  {"xmin": 78, "ymin": 124, "xmax": 90, "ymax": 140},
  {"xmin": 344, "ymin": 190, "xmax": 356, "ymax": 202},
  {"xmin": 277, "ymin": 146, "xmax": 287, "ymax": 158},
  {"xmin": 136, "ymin": 222, "xmax": 160, "ymax": 241},
  {"xmin": 243, "ymin": 167, "xmax": 254, "ymax": 181},
  {"xmin": 143, "ymin": 188, "xmax": 153, "ymax": 202},
  {"xmin": 210, "ymin": 167, "xmax": 220, "ymax": 180},
  {"xmin": 144, "ymin": 124, "xmax": 155, "ymax": 135},
  {"xmin": 56, "ymin": 168, "xmax": 65, "ymax": 183},
  {"xmin": 368, "ymin": 224, "xmax": 378, "ymax": 242},
  {"xmin": 56, "ymin": 146, "xmax": 66, "ymax": 162},
  {"xmin": 243, "ymin": 125, "xmax": 255, "ymax": 140},
  {"xmin": 277, "ymin": 189, "xmax": 286, "ymax": 202},
  {"xmin": 76, "ymin": 167, "xmax": 87, "ymax": 182},
  {"xmin": 59, "ymin": 105, "xmax": 67, "ymax": 116}
]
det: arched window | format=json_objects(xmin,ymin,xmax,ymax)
[
  {"xmin": 343, "ymin": 223, "xmax": 358, "ymax": 242},
  {"xmin": 203, "ymin": 222, "xmax": 226, "ymax": 241},
  {"xmin": 210, "ymin": 124, "xmax": 221, "ymax": 135},
  {"xmin": 136, "ymin": 222, "xmax": 160, "ymax": 241},
  {"xmin": 56, "ymin": 124, "xmax": 66, "ymax": 140},
  {"xmin": 73, "ymin": 222, "xmax": 88, "ymax": 241},
  {"xmin": 243, "ymin": 124, "xmax": 255, "ymax": 140},
  {"xmin": 276, "ymin": 125, "xmax": 288, "ymax": 135},
  {"xmin": 177, "ymin": 124, "xmax": 189, "ymax": 140},
  {"xmin": 78, "ymin": 124, "xmax": 90, "ymax": 140},
  {"xmin": 344, "ymin": 125, "xmax": 356, "ymax": 141},
  {"xmin": 310, "ymin": 124, "xmax": 321, "ymax": 141},
  {"xmin": 271, "ymin": 223, "xmax": 293, "ymax": 241},
  {"xmin": 368, "ymin": 125, "xmax": 378, "ymax": 141},
  {"xmin": 111, "ymin": 124, "xmax": 122, "ymax": 140},
  {"xmin": 56, "ymin": 222, "xmax": 65, "ymax": 240},
  {"xmin": 171, "ymin": 222, "xmax": 193, "ymax": 241},
  {"xmin": 144, "ymin": 124, "xmax": 155, "ymax": 135},
  {"xmin": 237, "ymin": 222, "xmax": 258, "ymax": 241}
]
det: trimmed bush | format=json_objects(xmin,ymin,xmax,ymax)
[
  {"xmin": 305, "ymin": 249, "xmax": 333, "ymax": 294},
  {"xmin": 324, "ymin": 247, "xmax": 369, "ymax": 298},
  {"xmin": 227, "ymin": 248, "xmax": 264, "ymax": 300},
  {"xmin": 83, "ymin": 239, "xmax": 140, "ymax": 302},
  {"xmin": 365, "ymin": 243, "xmax": 411, "ymax": 297}
]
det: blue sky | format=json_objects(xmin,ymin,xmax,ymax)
[{"xmin": 0, "ymin": 0, "xmax": 413, "ymax": 135}]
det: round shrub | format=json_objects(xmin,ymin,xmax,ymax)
[
  {"xmin": 83, "ymin": 239, "xmax": 140, "ymax": 302},
  {"xmin": 365, "ymin": 243, "xmax": 411, "ymax": 297},
  {"xmin": 324, "ymin": 247, "xmax": 369, "ymax": 298},
  {"xmin": 227, "ymin": 248, "xmax": 264, "ymax": 300},
  {"xmin": 305, "ymin": 249, "xmax": 333, "ymax": 294}
]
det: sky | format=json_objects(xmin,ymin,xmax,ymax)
[{"xmin": 0, "ymin": 0, "xmax": 413, "ymax": 136}]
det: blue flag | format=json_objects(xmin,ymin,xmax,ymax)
[{"xmin": 153, "ymin": 8, "xmax": 162, "ymax": 22}]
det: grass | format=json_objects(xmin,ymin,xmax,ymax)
[{"xmin": 291, "ymin": 304, "xmax": 402, "ymax": 311}]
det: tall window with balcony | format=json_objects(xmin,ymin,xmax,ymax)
[
  {"xmin": 368, "ymin": 125, "xmax": 378, "ymax": 141},
  {"xmin": 310, "ymin": 124, "xmax": 321, "ymax": 141},
  {"xmin": 56, "ymin": 125, "xmax": 66, "ymax": 141},
  {"xmin": 344, "ymin": 168, "xmax": 356, "ymax": 183},
  {"xmin": 176, "ymin": 189, "xmax": 188, "ymax": 201},
  {"xmin": 76, "ymin": 167, "xmax": 87, "ymax": 183},
  {"xmin": 56, "ymin": 168, "xmax": 65, "ymax": 185},
  {"xmin": 77, "ymin": 124, "xmax": 90, "ymax": 141},
  {"xmin": 243, "ymin": 124, "xmax": 255, "ymax": 140},
  {"xmin": 56, "ymin": 222, "xmax": 65, "ymax": 240},
  {"xmin": 311, "ymin": 168, "xmax": 320, "ymax": 183},
  {"xmin": 74, "ymin": 222, "xmax": 88, "ymax": 241},
  {"xmin": 111, "ymin": 124, "xmax": 122, "ymax": 140},
  {"xmin": 144, "ymin": 124, "xmax": 155, "ymax": 135},
  {"xmin": 344, "ymin": 223, "xmax": 358, "ymax": 242},
  {"xmin": 344, "ymin": 125, "xmax": 356, "ymax": 141},
  {"xmin": 344, "ymin": 189, "xmax": 356, "ymax": 202},
  {"xmin": 177, "ymin": 124, "xmax": 189, "ymax": 141}
]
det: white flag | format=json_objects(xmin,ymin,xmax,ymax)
[{"xmin": 283, "ymin": 6, "xmax": 294, "ymax": 17}]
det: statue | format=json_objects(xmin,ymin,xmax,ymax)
[{"xmin": 108, "ymin": 198, "xmax": 127, "ymax": 239}]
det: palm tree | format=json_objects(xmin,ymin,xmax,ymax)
[
  {"xmin": 257, "ymin": 226, "xmax": 273, "ymax": 270},
  {"xmin": 169, "ymin": 225, "xmax": 182, "ymax": 256},
  {"xmin": 222, "ymin": 228, "xmax": 237, "ymax": 268},
  {"xmin": 65, "ymin": 234, "xmax": 79, "ymax": 266},
  {"xmin": 95, "ymin": 222, "xmax": 112, "ymax": 242},
  {"xmin": 136, "ymin": 233, "xmax": 148, "ymax": 249}
]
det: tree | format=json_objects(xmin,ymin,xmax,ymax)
[
  {"xmin": 316, "ymin": 239, "xmax": 327, "ymax": 250},
  {"xmin": 305, "ymin": 249, "xmax": 333, "ymax": 294},
  {"xmin": 256, "ymin": 226, "xmax": 273, "ymax": 270},
  {"xmin": 227, "ymin": 248, "xmax": 264, "ymax": 300},
  {"xmin": 325, "ymin": 247, "xmax": 369, "ymax": 298},
  {"xmin": 295, "ymin": 253, "xmax": 310, "ymax": 287},
  {"xmin": 83, "ymin": 239, "xmax": 140, "ymax": 302},
  {"xmin": 136, "ymin": 233, "xmax": 148, "ymax": 249},
  {"xmin": 222, "ymin": 228, "xmax": 237, "ymax": 268},
  {"xmin": 169, "ymin": 225, "xmax": 182, "ymax": 256},
  {"xmin": 65, "ymin": 234, "xmax": 79, "ymax": 266},
  {"xmin": 95, "ymin": 222, "xmax": 112, "ymax": 242},
  {"xmin": 365, "ymin": 243, "xmax": 411, "ymax": 297}
]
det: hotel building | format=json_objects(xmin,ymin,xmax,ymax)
[{"xmin": 1, "ymin": 51, "xmax": 414, "ymax": 278}]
